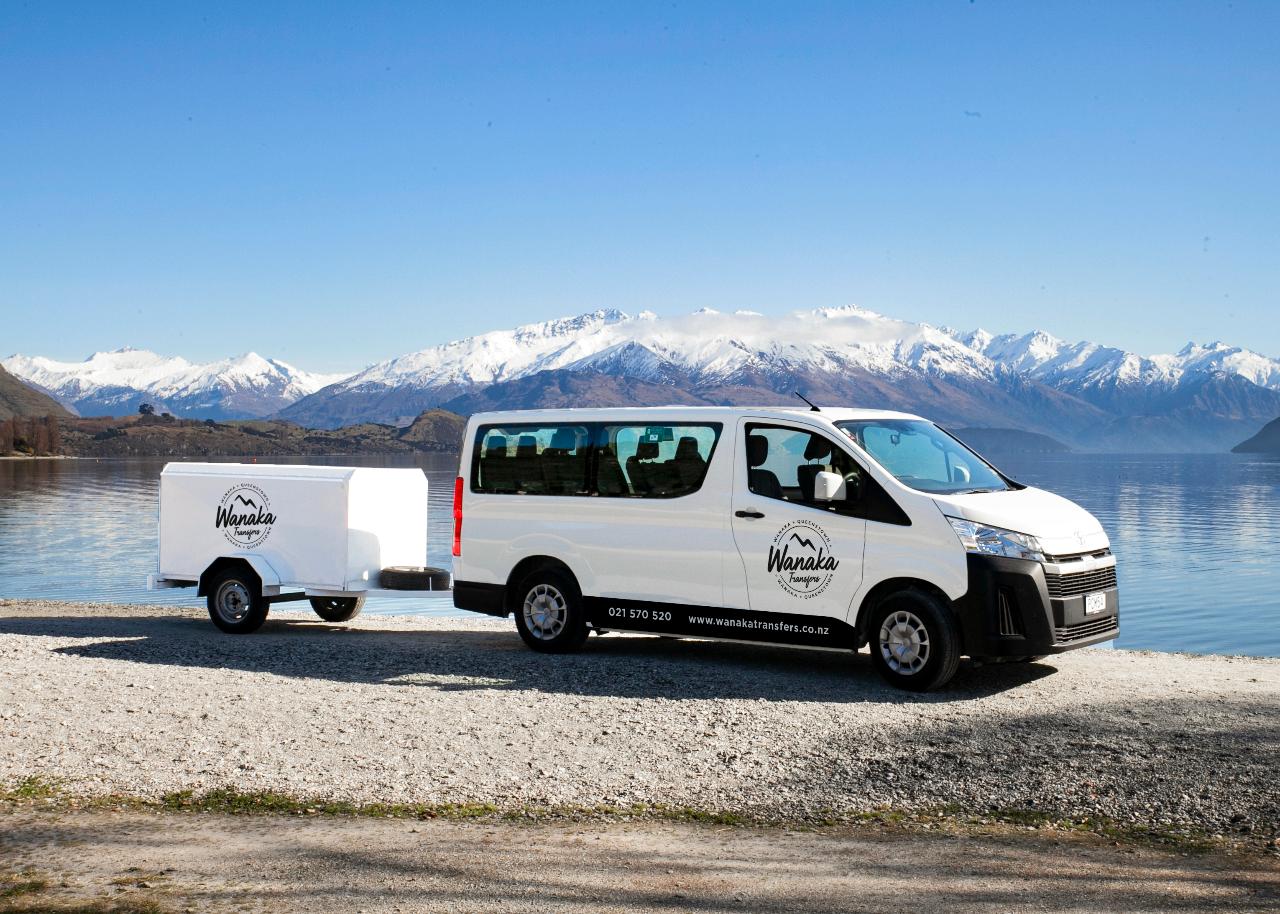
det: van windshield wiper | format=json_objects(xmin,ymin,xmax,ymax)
[{"xmin": 956, "ymin": 487, "xmax": 1005, "ymax": 495}]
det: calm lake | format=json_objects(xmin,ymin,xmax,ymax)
[{"xmin": 1, "ymin": 451, "xmax": 1278, "ymax": 657}]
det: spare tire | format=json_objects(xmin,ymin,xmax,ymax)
[{"xmin": 379, "ymin": 565, "xmax": 452, "ymax": 591}]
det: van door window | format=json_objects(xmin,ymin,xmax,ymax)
[
  {"xmin": 744, "ymin": 423, "xmax": 911, "ymax": 524},
  {"xmin": 597, "ymin": 423, "xmax": 722, "ymax": 498},
  {"xmin": 472, "ymin": 425, "xmax": 591, "ymax": 495},
  {"xmin": 744, "ymin": 425, "xmax": 861, "ymax": 505}
]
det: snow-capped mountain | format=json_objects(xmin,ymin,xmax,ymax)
[
  {"xmin": 280, "ymin": 306, "xmax": 1280, "ymax": 451},
  {"xmin": 12, "ymin": 307, "xmax": 1279, "ymax": 451},
  {"xmin": 949, "ymin": 328, "xmax": 1280, "ymax": 417},
  {"xmin": 282, "ymin": 306, "xmax": 1001, "ymax": 426},
  {"xmin": 2, "ymin": 348, "xmax": 349, "ymax": 420}
]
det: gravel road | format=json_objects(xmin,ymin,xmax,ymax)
[{"xmin": 1, "ymin": 600, "xmax": 1277, "ymax": 841}]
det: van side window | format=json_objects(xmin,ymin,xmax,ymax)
[
  {"xmin": 744, "ymin": 425, "xmax": 861, "ymax": 505},
  {"xmin": 472, "ymin": 425, "xmax": 591, "ymax": 495},
  {"xmin": 597, "ymin": 423, "xmax": 722, "ymax": 498},
  {"xmin": 743, "ymin": 423, "xmax": 911, "ymax": 524}
]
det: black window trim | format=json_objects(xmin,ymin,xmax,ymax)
[{"xmin": 470, "ymin": 420, "xmax": 724, "ymax": 500}]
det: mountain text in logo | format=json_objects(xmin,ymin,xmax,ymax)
[
  {"xmin": 215, "ymin": 483, "xmax": 275, "ymax": 549},
  {"xmin": 767, "ymin": 519, "xmax": 839, "ymax": 599}
]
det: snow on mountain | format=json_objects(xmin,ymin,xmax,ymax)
[
  {"xmin": 1, "ymin": 348, "xmax": 349, "ymax": 419},
  {"xmin": 949, "ymin": 328, "xmax": 1280, "ymax": 394},
  {"xmin": 325, "ymin": 305, "xmax": 994, "ymax": 395}
]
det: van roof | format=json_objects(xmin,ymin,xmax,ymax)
[{"xmin": 466, "ymin": 406, "xmax": 927, "ymax": 424}]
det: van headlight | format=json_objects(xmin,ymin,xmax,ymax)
[{"xmin": 946, "ymin": 517, "xmax": 1045, "ymax": 562}]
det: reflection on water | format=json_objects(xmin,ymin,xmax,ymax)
[
  {"xmin": 0, "ymin": 455, "xmax": 460, "ymax": 618},
  {"xmin": 1, "ymin": 452, "xmax": 1278, "ymax": 656}
]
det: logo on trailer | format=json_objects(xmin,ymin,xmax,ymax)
[
  {"xmin": 215, "ymin": 483, "xmax": 276, "ymax": 548},
  {"xmin": 768, "ymin": 519, "xmax": 839, "ymax": 599}
]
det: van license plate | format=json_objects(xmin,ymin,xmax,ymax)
[{"xmin": 1084, "ymin": 592, "xmax": 1107, "ymax": 615}]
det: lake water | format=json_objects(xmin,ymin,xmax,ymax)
[{"xmin": 1, "ymin": 452, "xmax": 1278, "ymax": 657}]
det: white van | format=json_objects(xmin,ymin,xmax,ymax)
[{"xmin": 450, "ymin": 407, "xmax": 1118, "ymax": 690}]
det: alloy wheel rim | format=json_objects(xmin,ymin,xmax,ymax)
[
  {"xmin": 215, "ymin": 581, "xmax": 251, "ymax": 624},
  {"xmin": 522, "ymin": 584, "xmax": 567, "ymax": 640},
  {"xmin": 879, "ymin": 609, "xmax": 930, "ymax": 674}
]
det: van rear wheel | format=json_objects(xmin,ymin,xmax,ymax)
[
  {"xmin": 310, "ymin": 596, "xmax": 364, "ymax": 623},
  {"xmin": 868, "ymin": 588, "xmax": 961, "ymax": 691},
  {"xmin": 206, "ymin": 568, "xmax": 268, "ymax": 634},
  {"xmin": 513, "ymin": 569, "xmax": 589, "ymax": 653}
]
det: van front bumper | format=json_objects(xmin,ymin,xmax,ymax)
[{"xmin": 953, "ymin": 554, "xmax": 1119, "ymax": 659}]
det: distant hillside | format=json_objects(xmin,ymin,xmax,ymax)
[
  {"xmin": 1232, "ymin": 417, "xmax": 1280, "ymax": 454},
  {"xmin": 58, "ymin": 409, "xmax": 465, "ymax": 458},
  {"xmin": 0, "ymin": 364, "xmax": 73, "ymax": 420},
  {"xmin": 950, "ymin": 427, "xmax": 1071, "ymax": 454}
]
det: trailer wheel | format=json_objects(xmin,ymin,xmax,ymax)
[
  {"xmin": 868, "ymin": 588, "xmax": 961, "ymax": 691},
  {"xmin": 513, "ymin": 568, "xmax": 589, "ymax": 654},
  {"xmin": 309, "ymin": 596, "xmax": 365, "ymax": 623},
  {"xmin": 206, "ymin": 568, "xmax": 268, "ymax": 634}
]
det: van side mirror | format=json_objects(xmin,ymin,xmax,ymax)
[{"xmin": 812, "ymin": 470, "xmax": 847, "ymax": 502}]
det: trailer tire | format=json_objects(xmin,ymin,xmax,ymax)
[
  {"xmin": 309, "ymin": 596, "xmax": 365, "ymax": 623},
  {"xmin": 868, "ymin": 587, "xmax": 961, "ymax": 691},
  {"xmin": 513, "ymin": 567, "xmax": 589, "ymax": 654},
  {"xmin": 206, "ymin": 567, "xmax": 269, "ymax": 634}
]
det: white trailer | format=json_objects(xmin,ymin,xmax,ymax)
[{"xmin": 149, "ymin": 462, "xmax": 451, "ymax": 633}]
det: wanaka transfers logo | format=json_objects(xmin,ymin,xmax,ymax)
[
  {"xmin": 767, "ymin": 519, "xmax": 839, "ymax": 599},
  {"xmin": 215, "ymin": 483, "xmax": 276, "ymax": 548}
]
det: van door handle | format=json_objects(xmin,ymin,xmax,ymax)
[{"xmin": 735, "ymin": 510, "xmax": 765, "ymax": 519}]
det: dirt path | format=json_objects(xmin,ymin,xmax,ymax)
[{"xmin": 2, "ymin": 808, "xmax": 1278, "ymax": 913}]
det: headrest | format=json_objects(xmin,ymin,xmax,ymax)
[
  {"xmin": 675, "ymin": 436, "xmax": 700, "ymax": 459},
  {"xmin": 636, "ymin": 440, "xmax": 660, "ymax": 460},
  {"xmin": 746, "ymin": 434, "xmax": 768, "ymax": 468},
  {"xmin": 516, "ymin": 435, "xmax": 538, "ymax": 458},
  {"xmin": 549, "ymin": 427, "xmax": 577, "ymax": 451},
  {"xmin": 484, "ymin": 435, "xmax": 507, "ymax": 457},
  {"xmin": 803, "ymin": 435, "xmax": 832, "ymax": 461}
]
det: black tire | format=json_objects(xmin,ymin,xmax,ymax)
[
  {"xmin": 512, "ymin": 567, "xmax": 589, "ymax": 654},
  {"xmin": 205, "ymin": 567, "xmax": 268, "ymax": 634},
  {"xmin": 868, "ymin": 588, "xmax": 962, "ymax": 691},
  {"xmin": 379, "ymin": 566, "xmax": 451, "ymax": 591},
  {"xmin": 309, "ymin": 596, "xmax": 365, "ymax": 623}
]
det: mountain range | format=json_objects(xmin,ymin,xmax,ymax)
[
  {"xmin": 1, "ymin": 349, "xmax": 345, "ymax": 420},
  {"xmin": 8, "ymin": 306, "xmax": 1280, "ymax": 451}
]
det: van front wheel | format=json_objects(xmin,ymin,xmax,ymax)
[
  {"xmin": 868, "ymin": 589, "xmax": 961, "ymax": 691},
  {"xmin": 514, "ymin": 569, "xmax": 589, "ymax": 654}
]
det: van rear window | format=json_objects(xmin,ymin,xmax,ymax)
[{"xmin": 471, "ymin": 422, "xmax": 721, "ymax": 498}]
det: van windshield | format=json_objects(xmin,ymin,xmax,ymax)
[{"xmin": 835, "ymin": 420, "xmax": 1012, "ymax": 495}]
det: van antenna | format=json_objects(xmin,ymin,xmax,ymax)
[{"xmin": 794, "ymin": 391, "xmax": 820, "ymax": 412}]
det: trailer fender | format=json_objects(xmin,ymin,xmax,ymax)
[{"xmin": 197, "ymin": 555, "xmax": 283, "ymax": 598}]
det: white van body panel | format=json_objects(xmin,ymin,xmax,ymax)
[
  {"xmin": 157, "ymin": 462, "xmax": 428, "ymax": 592},
  {"xmin": 931, "ymin": 486, "xmax": 1110, "ymax": 556}
]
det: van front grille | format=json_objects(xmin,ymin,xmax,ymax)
[
  {"xmin": 1054, "ymin": 616, "xmax": 1119, "ymax": 645},
  {"xmin": 1045, "ymin": 565, "xmax": 1117, "ymax": 599}
]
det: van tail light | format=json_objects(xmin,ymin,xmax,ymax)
[{"xmin": 452, "ymin": 476, "xmax": 464, "ymax": 557}]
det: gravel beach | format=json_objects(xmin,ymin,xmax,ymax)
[{"xmin": 1, "ymin": 600, "xmax": 1277, "ymax": 841}]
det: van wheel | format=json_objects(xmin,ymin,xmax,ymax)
[
  {"xmin": 868, "ymin": 588, "xmax": 961, "ymax": 691},
  {"xmin": 206, "ymin": 568, "xmax": 268, "ymax": 634},
  {"xmin": 513, "ymin": 569, "xmax": 589, "ymax": 653},
  {"xmin": 310, "ymin": 596, "xmax": 365, "ymax": 623}
]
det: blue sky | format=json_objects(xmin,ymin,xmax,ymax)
[{"xmin": 2, "ymin": 1, "xmax": 1277, "ymax": 372}]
